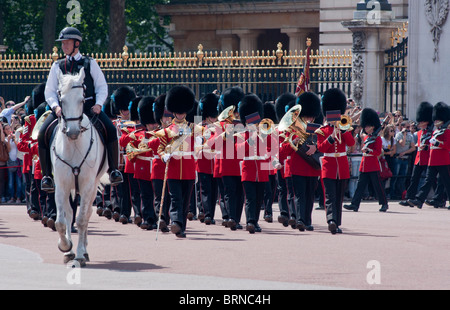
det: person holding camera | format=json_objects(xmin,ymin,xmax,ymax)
[{"xmin": 390, "ymin": 121, "xmax": 416, "ymax": 199}]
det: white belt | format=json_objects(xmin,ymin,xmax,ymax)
[
  {"xmin": 153, "ymin": 155, "xmax": 160, "ymax": 159},
  {"xmin": 243, "ymin": 156, "xmax": 267, "ymax": 161},
  {"xmin": 431, "ymin": 146, "xmax": 443, "ymax": 150},
  {"xmin": 324, "ymin": 152, "xmax": 347, "ymax": 158},
  {"xmin": 137, "ymin": 156, "xmax": 153, "ymax": 161},
  {"xmin": 172, "ymin": 151, "xmax": 194, "ymax": 157},
  {"xmin": 363, "ymin": 153, "xmax": 374, "ymax": 157}
]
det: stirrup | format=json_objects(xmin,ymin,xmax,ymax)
[
  {"xmin": 109, "ymin": 170, "xmax": 123, "ymax": 186},
  {"xmin": 41, "ymin": 176, "xmax": 55, "ymax": 193}
]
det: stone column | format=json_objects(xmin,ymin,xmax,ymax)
[
  {"xmin": 407, "ymin": 0, "xmax": 450, "ymax": 119},
  {"xmin": 233, "ymin": 30, "xmax": 264, "ymax": 52},
  {"xmin": 281, "ymin": 28, "xmax": 308, "ymax": 52},
  {"xmin": 342, "ymin": 1, "xmax": 401, "ymax": 112}
]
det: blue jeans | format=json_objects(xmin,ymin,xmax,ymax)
[
  {"xmin": 7, "ymin": 160, "xmax": 22, "ymax": 200},
  {"xmin": 391, "ymin": 157, "xmax": 409, "ymax": 198}
]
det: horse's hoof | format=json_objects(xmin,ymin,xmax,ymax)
[
  {"xmin": 84, "ymin": 253, "xmax": 90, "ymax": 262},
  {"xmin": 63, "ymin": 253, "xmax": 76, "ymax": 264},
  {"xmin": 58, "ymin": 240, "xmax": 73, "ymax": 253}
]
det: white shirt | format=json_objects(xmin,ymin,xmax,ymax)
[
  {"xmin": 0, "ymin": 107, "xmax": 15, "ymax": 124},
  {"xmin": 45, "ymin": 52, "xmax": 108, "ymax": 110}
]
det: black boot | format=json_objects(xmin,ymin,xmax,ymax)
[
  {"xmin": 107, "ymin": 141, "xmax": 123, "ymax": 186},
  {"xmin": 39, "ymin": 147, "xmax": 55, "ymax": 192}
]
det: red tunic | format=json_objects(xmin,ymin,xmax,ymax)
[
  {"xmin": 280, "ymin": 133, "xmax": 321, "ymax": 177},
  {"xmin": 17, "ymin": 115, "xmax": 36, "ymax": 174},
  {"xmin": 360, "ymin": 135, "xmax": 382, "ymax": 173},
  {"xmin": 428, "ymin": 128, "xmax": 450, "ymax": 166},
  {"xmin": 316, "ymin": 125, "xmax": 355, "ymax": 180},
  {"xmin": 156, "ymin": 121, "xmax": 198, "ymax": 181},
  {"xmin": 235, "ymin": 131, "xmax": 277, "ymax": 183},
  {"xmin": 129, "ymin": 129, "xmax": 155, "ymax": 181},
  {"xmin": 414, "ymin": 129, "xmax": 431, "ymax": 166}
]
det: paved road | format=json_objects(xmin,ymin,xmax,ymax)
[{"xmin": 0, "ymin": 201, "xmax": 449, "ymax": 290}]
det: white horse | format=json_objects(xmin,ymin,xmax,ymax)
[{"xmin": 52, "ymin": 68, "xmax": 108, "ymax": 267}]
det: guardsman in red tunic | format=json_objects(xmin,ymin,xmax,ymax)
[
  {"xmin": 148, "ymin": 94, "xmax": 172, "ymax": 232},
  {"xmin": 409, "ymin": 102, "xmax": 450, "ymax": 208},
  {"xmin": 316, "ymin": 88, "xmax": 355, "ymax": 234},
  {"xmin": 17, "ymin": 99, "xmax": 37, "ymax": 216},
  {"xmin": 274, "ymin": 93, "xmax": 296, "ymax": 227},
  {"xmin": 280, "ymin": 92, "xmax": 322, "ymax": 231},
  {"xmin": 400, "ymin": 102, "xmax": 433, "ymax": 206},
  {"xmin": 207, "ymin": 86, "xmax": 245, "ymax": 230},
  {"xmin": 262, "ymin": 101, "xmax": 280, "ymax": 223},
  {"xmin": 155, "ymin": 86, "xmax": 204, "ymax": 238},
  {"xmin": 112, "ymin": 86, "xmax": 137, "ymax": 224},
  {"xmin": 344, "ymin": 108, "xmax": 388, "ymax": 213},
  {"xmin": 196, "ymin": 93, "xmax": 220, "ymax": 225},
  {"xmin": 236, "ymin": 94, "xmax": 278, "ymax": 233},
  {"xmin": 127, "ymin": 96, "xmax": 159, "ymax": 230}
]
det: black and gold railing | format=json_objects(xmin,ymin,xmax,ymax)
[{"xmin": 1, "ymin": 42, "xmax": 352, "ymax": 103}]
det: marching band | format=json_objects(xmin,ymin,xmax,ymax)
[{"xmin": 15, "ymin": 28, "xmax": 450, "ymax": 239}]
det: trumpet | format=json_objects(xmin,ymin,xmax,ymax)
[
  {"xmin": 338, "ymin": 115, "xmax": 353, "ymax": 131},
  {"xmin": 126, "ymin": 142, "xmax": 153, "ymax": 161},
  {"xmin": 259, "ymin": 118, "xmax": 276, "ymax": 136},
  {"xmin": 217, "ymin": 105, "xmax": 236, "ymax": 123}
]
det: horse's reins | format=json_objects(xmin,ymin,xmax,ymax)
[{"xmin": 52, "ymin": 83, "xmax": 97, "ymax": 195}]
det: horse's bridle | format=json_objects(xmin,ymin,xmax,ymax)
[{"xmin": 58, "ymin": 84, "xmax": 88, "ymax": 135}]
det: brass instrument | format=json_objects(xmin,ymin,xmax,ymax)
[
  {"xmin": 31, "ymin": 110, "xmax": 52, "ymax": 140},
  {"xmin": 338, "ymin": 115, "xmax": 353, "ymax": 131},
  {"xmin": 278, "ymin": 105, "xmax": 309, "ymax": 151},
  {"xmin": 218, "ymin": 105, "xmax": 236, "ymax": 123},
  {"xmin": 126, "ymin": 143, "xmax": 152, "ymax": 161},
  {"xmin": 259, "ymin": 118, "xmax": 275, "ymax": 136}
]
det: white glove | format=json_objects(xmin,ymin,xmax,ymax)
[
  {"xmin": 162, "ymin": 153, "xmax": 172, "ymax": 163},
  {"xmin": 429, "ymin": 138, "xmax": 437, "ymax": 146},
  {"xmin": 195, "ymin": 136, "xmax": 204, "ymax": 147}
]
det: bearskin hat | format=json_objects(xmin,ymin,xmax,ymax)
[
  {"xmin": 102, "ymin": 97, "xmax": 116, "ymax": 119},
  {"xmin": 415, "ymin": 101, "xmax": 433, "ymax": 124},
  {"xmin": 263, "ymin": 101, "xmax": 278, "ymax": 124},
  {"xmin": 432, "ymin": 102, "xmax": 450, "ymax": 123},
  {"xmin": 34, "ymin": 102, "xmax": 48, "ymax": 121},
  {"xmin": 165, "ymin": 85, "xmax": 196, "ymax": 115},
  {"xmin": 138, "ymin": 96, "xmax": 157, "ymax": 125},
  {"xmin": 297, "ymin": 91, "xmax": 321, "ymax": 119},
  {"xmin": 111, "ymin": 86, "xmax": 136, "ymax": 114},
  {"xmin": 31, "ymin": 82, "xmax": 46, "ymax": 111},
  {"xmin": 129, "ymin": 96, "xmax": 142, "ymax": 122},
  {"xmin": 153, "ymin": 94, "xmax": 167, "ymax": 125},
  {"xmin": 321, "ymin": 88, "xmax": 347, "ymax": 115},
  {"xmin": 199, "ymin": 93, "xmax": 219, "ymax": 119},
  {"xmin": 360, "ymin": 108, "xmax": 381, "ymax": 131},
  {"xmin": 275, "ymin": 92, "xmax": 296, "ymax": 121},
  {"xmin": 238, "ymin": 93, "xmax": 264, "ymax": 126},
  {"xmin": 218, "ymin": 86, "xmax": 245, "ymax": 113}
]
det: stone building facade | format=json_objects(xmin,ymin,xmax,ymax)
[{"xmin": 155, "ymin": 0, "xmax": 409, "ymax": 53}]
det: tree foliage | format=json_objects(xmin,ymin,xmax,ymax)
[{"xmin": 0, "ymin": 0, "xmax": 171, "ymax": 54}]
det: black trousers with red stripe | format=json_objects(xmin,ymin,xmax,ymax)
[{"xmin": 351, "ymin": 171, "xmax": 388, "ymax": 207}]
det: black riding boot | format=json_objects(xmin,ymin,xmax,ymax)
[
  {"xmin": 39, "ymin": 147, "xmax": 55, "ymax": 192},
  {"xmin": 107, "ymin": 141, "xmax": 123, "ymax": 186}
]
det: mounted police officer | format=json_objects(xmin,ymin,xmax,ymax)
[{"xmin": 38, "ymin": 27, "xmax": 123, "ymax": 192}]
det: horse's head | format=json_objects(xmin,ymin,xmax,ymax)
[{"xmin": 57, "ymin": 68, "xmax": 86, "ymax": 140}]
